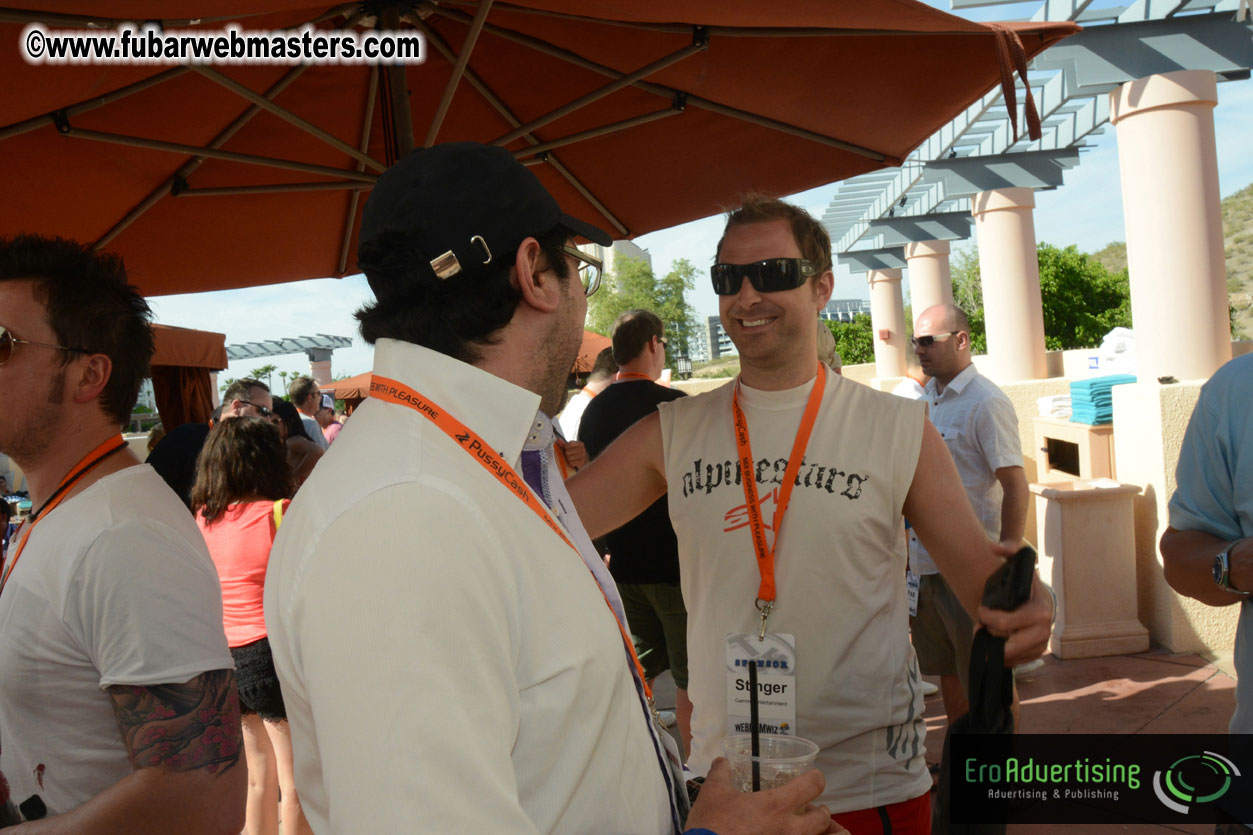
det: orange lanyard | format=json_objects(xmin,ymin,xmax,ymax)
[
  {"xmin": 581, "ymin": 387, "xmax": 597, "ymax": 399},
  {"xmin": 731, "ymin": 368, "xmax": 826, "ymax": 637},
  {"xmin": 369, "ymin": 375, "xmax": 653, "ymax": 700},
  {"xmin": 615, "ymin": 372, "xmax": 653, "ymax": 383},
  {"xmin": 0, "ymin": 435, "xmax": 128, "ymax": 597}
]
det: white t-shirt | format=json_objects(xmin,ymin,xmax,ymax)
[
  {"xmin": 300, "ymin": 414, "xmax": 330, "ymax": 450},
  {"xmin": 658, "ymin": 368, "xmax": 932, "ymax": 812},
  {"xmin": 0, "ymin": 465, "xmax": 232, "ymax": 816},
  {"xmin": 556, "ymin": 390, "xmax": 593, "ymax": 441},
  {"xmin": 910, "ymin": 364, "xmax": 1023, "ymax": 575}
]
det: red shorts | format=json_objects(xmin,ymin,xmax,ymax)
[{"xmin": 831, "ymin": 790, "xmax": 931, "ymax": 835}]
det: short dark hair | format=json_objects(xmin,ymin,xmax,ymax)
[
  {"xmin": 222, "ymin": 378, "xmax": 269, "ymax": 408},
  {"xmin": 271, "ymin": 399, "xmax": 313, "ymax": 442},
  {"xmin": 287, "ymin": 376, "xmax": 318, "ymax": 407},
  {"xmin": 716, "ymin": 194, "xmax": 833, "ymax": 276},
  {"xmin": 0, "ymin": 236, "xmax": 154, "ymax": 426},
  {"xmin": 190, "ymin": 417, "xmax": 293, "ymax": 524},
  {"xmin": 355, "ymin": 225, "xmax": 571, "ymax": 363},
  {"xmin": 611, "ymin": 310, "xmax": 664, "ymax": 365},
  {"xmin": 588, "ymin": 347, "xmax": 618, "ymax": 382}
]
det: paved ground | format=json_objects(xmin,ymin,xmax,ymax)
[{"xmin": 655, "ymin": 648, "xmax": 1239, "ymax": 833}]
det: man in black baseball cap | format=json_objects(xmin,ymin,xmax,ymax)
[{"xmin": 264, "ymin": 143, "xmax": 836, "ymax": 835}]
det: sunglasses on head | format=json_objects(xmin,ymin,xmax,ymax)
[
  {"xmin": 909, "ymin": 331, "xmax": 960, "ymax": 348},
  {"xmin": 710, "ymin": 258, "xmax": 816, "ymax": 296},
  {"xmin": 0, "ymin": 326, "xmax": 91, "ymax": 366},
  {"xmin": 237, "ymin": 399, "xmax": 273, "ymax": 418}
]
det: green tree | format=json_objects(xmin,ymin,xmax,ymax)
[
  {"xmin": 250, "ymin": 363, "xmax": 278, "ymax": 390},
  {"xmin": 946, "ymin": 243, "xmax": 1130, "ymax": 352},
  {"xmin": 218, "ymin": 376, "xmax": 237, "ymax": 394},
  {"xmin": 825, "ymin": 315, "xmax": 875, "ymax": 365},
  {"xmin": 586, "ymin": 255, "xmax": 700, "ymax": 366}
]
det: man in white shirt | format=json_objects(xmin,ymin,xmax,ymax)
[
  {"xmin": 0, "ymin": 235, "xmax": 243, "ymax": 832},
  {"xmin": 909, "ymin": 303, "xmax": 1028, "ymax": 723},
  {"xmin": 557, "ymin": 346, "xmax": 617, "ymax": 441},
  {"xmin": 264, "ymin": 143, "xmax": 836, "ymax": 835},
  {"xmin": 287, "ymin": 376, "xmax": 329, "ymax": 450}
]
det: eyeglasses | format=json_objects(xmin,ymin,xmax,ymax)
[
  {"xmin": 237, "ymin": 399, "xmax": 273, "ymax": 417},
  {"xmin": 658, "ymin": 336, "xmax": 668, "ymax": 349},
  {"xmin": 710, "ymin": 258, "xmax": 817, "ymax": 296},
  {"xmin": 0, "ymin": 326, "xmax": 91, "ymax": 365},
  {"xmin": 910, "ymin": 331, "xmax": 960, "ymax": 348},
  {"xmin": 559, "ymin": 246, "xmax": 603, "ymax": 297}
]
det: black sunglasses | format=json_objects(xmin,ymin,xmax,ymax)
[
  {"xmin": 237, "ymin": 399, "xmax": 273, "ymax": 417},
  {"xmin": 710, "ymin": 258, "xmax": 817, "ymax": 296},
  {"xmin": 0, "ymin": 325, "xmax": 91, "ymax": 365}
]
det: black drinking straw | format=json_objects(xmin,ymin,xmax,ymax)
[{"xmin": 748, "ymin": 660, "xmax": 761, "ymax": 791}]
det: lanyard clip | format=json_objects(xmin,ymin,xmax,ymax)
[{"xmin": 755, "ymin": 599, "xmax": 774, "ymax": 641}]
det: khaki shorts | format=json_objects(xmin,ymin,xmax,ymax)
[{"xmin": 909, "ymin": 572, "xmax": 976, "ymax": 696}]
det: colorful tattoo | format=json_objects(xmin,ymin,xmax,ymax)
[{"xmin": 107, "ymin": 669, "xmax": 242, "ymax": 775}]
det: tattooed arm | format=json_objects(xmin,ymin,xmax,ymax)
[{"xmin": 13, "ymin": 670, "xmax": 246, "ymax": 834}]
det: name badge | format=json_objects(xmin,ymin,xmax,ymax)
[
  {"xmin": 907, "ymin": 570, "xmax": 920, "ymax": 617},
  {"xmin": 724, "ymin": 632, "xmax": 797, "ymax": 736}
]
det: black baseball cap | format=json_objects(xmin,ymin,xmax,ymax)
[{"xmin": 358, "ymin": 142, "xmax": 612, "ymax": 287}]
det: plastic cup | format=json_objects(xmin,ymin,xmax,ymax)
[{"xmin": 722, "ymin": 733, "xmax": 819, "ymax": 792}]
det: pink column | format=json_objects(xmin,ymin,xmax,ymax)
[
  {"xmin": 867, "ymin": 268, "xmax": 908, "ymax": 379},
  {"xmin": 971, "ymin": 187, "xmax": 1048, "ymax": 381},
  {"xmin": 1110, "ymin": 70, "xmax": 1231, "ymax": 381},
  {"xmin": 310, "ymin": 359, "xmax": 333, "ymax": 387},
  {"xmin": 904, "ymin": 239, "xmax": 954, "ymax": 316}
]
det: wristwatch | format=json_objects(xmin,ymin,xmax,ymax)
[{"xmin": 1213, "ymin": 546, "xmax": 1251, "ymax": 596}]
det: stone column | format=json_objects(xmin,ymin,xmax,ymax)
[
  {"xmin": 904, "ymin": 239, "xmax": 954, "ymax": 319},
  {"xmin": 867, "ymin": 268, "xmax": 908, "ymax": 380},
  {"xmin": 1110, "ymin": 69, "xmax": 1231, "ymax": 382},
  {"xmin": 307, "ymin": 347, "xmax": 334, "ymax": 387},
  {"xmin": 971, "ymin": 187, "xmax": 1047, "ymax": 382}
]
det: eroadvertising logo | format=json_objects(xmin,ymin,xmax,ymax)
[
  {"xmin": 1152, "ymin": 751, "xmax": 1240, "ymax": 814},
  {"xmin": 950, "ymin": 735, "xmax": 1251, "ymax": 825}
]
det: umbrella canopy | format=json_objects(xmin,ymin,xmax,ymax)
[
  {"xmin": 0, "ymin": 3, "xmax": 1077, "ymax": 297},
  {"xmin": 320, "ymin": 370, "xmax": 372, "ymax": 401},
  {"xmin": 573, "ymin": 329, "xmax": 611, "ymax": 374}
]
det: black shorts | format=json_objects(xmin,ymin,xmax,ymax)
[{"xmin": 231, "ymin": 637, "xmax": 286, "ymax": 722}]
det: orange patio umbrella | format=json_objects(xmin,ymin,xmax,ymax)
[{"xmin": 0, "ymin": 3, "xmax": 1077, "ymax": 298}]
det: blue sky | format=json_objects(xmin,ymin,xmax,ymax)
[{"xmin": 148, "ymin": 5, "xmax": 1253, "ymax": 386}]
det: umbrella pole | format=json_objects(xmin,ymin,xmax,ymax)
[{"xmin": 380, "ymin": 7, "xmax": 415, "ymax": 156}]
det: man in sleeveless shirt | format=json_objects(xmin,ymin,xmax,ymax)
[
  {"xmin": 568, "ymin": 196, "xmax": 1054, "ymax": 835},
  {"xmin": 263, "ymin": 144, "xmax": 839, "ymax": 835}
]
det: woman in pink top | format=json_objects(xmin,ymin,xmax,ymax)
[{"xmin": 191, "ymin": 418, "xmax": 310, "ymax": 835}]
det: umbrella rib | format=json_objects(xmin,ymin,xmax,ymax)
[
  {"xmin": 426, "ymin": 6, "xmax": 891, "ymax": 163},
  {"xmin": 339, "ymin": 65, "xmax": 380, "ymax": 276},
  {"xmin": 424, "ymin": 0, "xmax": 494, "ymax": 148},
  {"xmin": 416, "ymin": 18, "xmax": 630, "ymax": 236},
  {"xmin": 511, "ymin": 106, "xmax": 681, "ymax": 160},
  {"xmin": 190, "ymin": 66, "xmax": 385, "ymax": 173},
  {"xmin": 0, "ymin": 67, "xmax": 189, "ymax": 143},
  {"xmin": 180, "ymin": 181, "xmax": 372, "ymax": 196},
  {"xmin": 422, "ymin": 2, "xmax": 986, "ymax": 38},
  {"xmin": 93, "ymin": 65, "xmax": 308, "ymax": 251},
  {"xmin": 64, "ymin": 127, "xmax": 377, "ymax": 183},
  {"xmin": 490, "ymin": 35, "xmax": 707, "ymax": 148}
]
